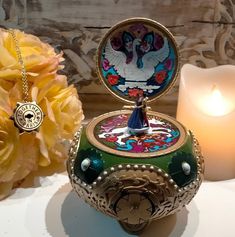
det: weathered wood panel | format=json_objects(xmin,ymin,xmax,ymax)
[
  {"xmin": 0, "ymin": 0, "xmax": 234, "ymax": 118},
  {"xmin": 25, "ymin": 0, "xmax": 215, "ymax": 27}
]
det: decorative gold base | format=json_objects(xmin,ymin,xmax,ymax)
[
  {"xmin": 119, "ymin": 221, "xmax": 150, "ymax": 235},
  {"xmin": 67, "ymin": 130, "xmax": 204, "ymax": 235}
]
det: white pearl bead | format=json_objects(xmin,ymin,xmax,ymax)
[
  {"xmin": 81, "ymin": 158, "xmax": 91, "ymax": 171},
  {"xmin": 181, "ymin": 162, "xmax": 191, "ymax": 175}
]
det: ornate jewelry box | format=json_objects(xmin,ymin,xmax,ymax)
[{"xmin": 67, "ymin": 18, "xmax": 204, "ymax": 234}]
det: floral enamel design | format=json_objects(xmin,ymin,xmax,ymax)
[{"xmin": 94, "ymin": 114, "xmax": 180, "ymax": 154}]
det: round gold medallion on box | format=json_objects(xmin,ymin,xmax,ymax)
[{"xmin": 67, "ymin": 18, "xmax": 204, "ymax": 234}]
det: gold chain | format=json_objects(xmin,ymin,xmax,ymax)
[
  {"xmin": 8, "ymin": 29, "xmax": 29, "ymax": 102},
  {"xmin": 8, "ymin": 29, "xmax": 44, "ymax": 132}
]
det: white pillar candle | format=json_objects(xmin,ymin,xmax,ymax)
[{"xmin": 177, "ymin": 64, "xmax": 235, "ymax": 180}]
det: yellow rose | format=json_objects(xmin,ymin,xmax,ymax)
[
  {"xmin": 0, "ymin": 113, "xmax": 20, "ymax": 193},
  {"xmin": 0, "ymin": 29, "xmax": 63, "ymax": 95},
  {"xmin": 32, "ymin": 74, "xmax": 84, "ymax": 166},
  {"xmin": 0, "ymin": 29, "xmax": 83, "ymax": 199},
  {"xmin": 0, "ymin": 88, "xmax": 39, "ymax": 199}
]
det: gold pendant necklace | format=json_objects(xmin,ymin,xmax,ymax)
[{"xmin": 9, "ymin": 29, "xmax": 44, "ymax": 133}]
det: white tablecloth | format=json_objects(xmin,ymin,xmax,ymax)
[{"xmin": 0, "ymin": 172, "xmax": 235, "ymax": 237}]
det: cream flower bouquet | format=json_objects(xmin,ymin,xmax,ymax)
[{"xmin": 0, "ymin": 29, "xmax": 84, "ymax": 199}]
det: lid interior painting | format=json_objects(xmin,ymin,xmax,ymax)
[{"xmin": 96, "ymin": 18, "xmax": 180, "ymax": 104}]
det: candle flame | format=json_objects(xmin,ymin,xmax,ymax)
[{"xmin": 204, "ymin": 85, "xmax": 232, "ymax": 116}]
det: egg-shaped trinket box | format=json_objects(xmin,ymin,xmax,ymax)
[{"xmin": 67, "ymin": 18, "xmax": 204, "ymax": 234}]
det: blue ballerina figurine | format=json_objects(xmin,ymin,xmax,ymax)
[{"xmin": 127, "ymin": 94, "xmax": 149, "ymax": 135}]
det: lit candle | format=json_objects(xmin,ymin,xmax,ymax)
[{"xmin": 177, "ymin": 64, "xmax": 235, "ymax": 180}]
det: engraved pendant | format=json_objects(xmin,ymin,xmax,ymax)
[{"xmin": 11, "ymin": 101, "xmax": 44, "ymax": 133}]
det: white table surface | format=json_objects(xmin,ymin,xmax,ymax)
[{"xmin": 0, "ymin": 170, "xmax": 235, "ymax": 237}]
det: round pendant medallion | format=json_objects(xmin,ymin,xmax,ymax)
[{"xmin": 13, "ymin": 102, "xmax": 44, "ymax": 132}]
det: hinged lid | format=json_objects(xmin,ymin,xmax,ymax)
[{"xmin": 96, "ymin": 17, "xmax": 180, "ymax": 104}]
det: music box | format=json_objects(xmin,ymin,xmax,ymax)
[{"xmin": 67, "ymin": 18, "xmax": 204, "ymax": 234}]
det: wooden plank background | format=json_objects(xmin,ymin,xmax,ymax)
[{"xmin": 0, "ymin": 0, "xmax": 234, "ymax": 119}]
